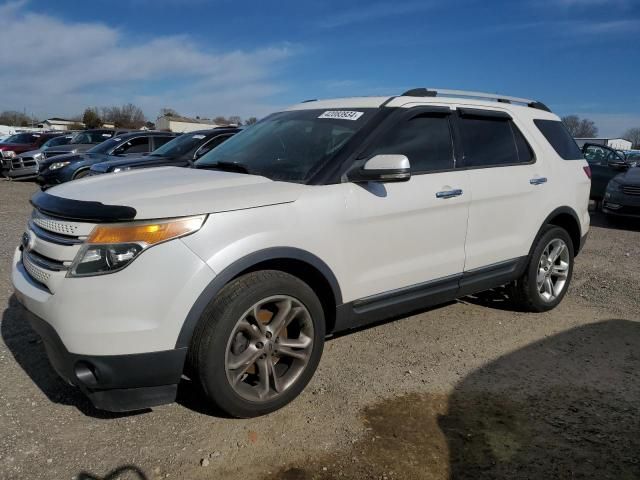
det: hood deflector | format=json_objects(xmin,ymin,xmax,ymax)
[{"xmin": 31, "ymin": 191, "xmax": 137, "ymax": 222}]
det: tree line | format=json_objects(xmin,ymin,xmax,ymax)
[
  {"xmin": 561, "ymin": 115, "xmax": 640, "ymax": 148},
  {"xmin": 159, "ymin": 108, "xmax": 257, "ymax": 126}
]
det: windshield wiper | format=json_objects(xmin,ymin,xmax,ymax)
[{"xmin": 196, "ymin": 161, "xmax": 252, "ymax": 174}]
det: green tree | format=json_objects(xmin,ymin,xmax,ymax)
[{"xmin": 82, "ymin": 108, "xmax": 102, "ymax": 129}]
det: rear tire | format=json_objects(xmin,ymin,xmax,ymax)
[
  {"xmin": 189, "ymin": 270, "xmax": 325, "ymax": 418},
  {"xmin": 509, "ymin": 225, "xmax": 574, "ymax": 312}
]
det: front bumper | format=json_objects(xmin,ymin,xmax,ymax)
[
  {"xmin": 7, "ymin": 165, "xmax": 38, "ymax": 179},
  {"xmin": 603, "ymin": 190, "xmax": 640, "ymax": 218},
  {"xmin": 18, "ymin": 305, "xmax": 185, "ymax": 411},
  {"xmin": 11, "ymin": 238, "xmax": 217, "ymax": 411}
]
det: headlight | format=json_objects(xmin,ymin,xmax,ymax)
[
  {"xmin": 67, "ymin": 215, "xmax": 206, "ymax": 277},
  {"xmin": 33, "ymin": 152, "xmax": 44, "ymax": 161},
  {"xmin": 113, "ymin": 166, "xmax": 131, "ymax": 173},
  {"xmin": 48, "ymin": 161, "xmax": 71, "ymax": 170},
  {"xmin": 606, "ymin": 179, "xmax": 622, "ymax": 191},
  {"xmin": 1, "ymin": 150, "xmax": 16, "ymax": 159}
]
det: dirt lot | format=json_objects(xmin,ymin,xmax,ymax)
[{"xmin": 1, "ymin": 180, "xmax": 639, "ymax": 480}]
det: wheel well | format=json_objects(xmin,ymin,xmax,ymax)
[
  {"xmin": 234, "ymin": 259, "xmax": 338, "ymax": 333},
  {"xmin": 73, "ymin": 167, "xmax": 90, "ymax": 179},
  {"xmin": 547, "ymin": 212, "xmax": 581, "ymax": 254}
]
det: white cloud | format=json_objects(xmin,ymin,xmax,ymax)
[{"xmin": 0, "ymin": 1, "xmax": 295, "ymax": 120}]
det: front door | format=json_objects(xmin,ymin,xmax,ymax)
[{"xmin": 341, "ymin": 107, "xmax": 469, "ymax": 302}]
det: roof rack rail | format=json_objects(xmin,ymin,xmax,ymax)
[{"xmin": 400, "ymin": 88, "xmax": 551, "ymax": 112}]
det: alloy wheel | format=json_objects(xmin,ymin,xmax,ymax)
[
  {"xmin": 224, "ymin": 295, "xmax": 314, "ymax": 402},
  {"xmin": 536, "ymin": 238, "xmax": 570, "ymax": 302}
]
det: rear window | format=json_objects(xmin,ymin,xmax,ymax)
[
  {"xmin": 534, "ymin": 119, "xmax": 583, "ymax": 160},
  {"xmin": 458, "ymin": 116, "xmax": 533, "ymax": 167}
]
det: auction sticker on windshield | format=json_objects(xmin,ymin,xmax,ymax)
[{"xmin": 318, "ymin": 111, "xmax": 364, "ymax": 121}]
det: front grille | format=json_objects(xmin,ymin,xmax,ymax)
[
  {"xmin": 32, "ymin": 211, "xmax": 80, "ymax": 236},
  {"xmin": 23, "ymin": 250, "xmax": 53, "ymax": 285},
  {"xmin": 622, "ymin": 185, "xmax": 640, "ymax": 196},
  {"xmin": 20, "ymin": 210, "xmax": 95, "ymax": 291}
]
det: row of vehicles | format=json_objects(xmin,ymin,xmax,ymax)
[
  {"xmin": 0, "ymin": 127, "xmax": 240, "ymax": 186},
  {"xmin": 3, "ymin": 126, "xmax": 639, "ymax": 217}
]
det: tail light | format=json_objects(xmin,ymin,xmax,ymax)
[{"xmin": 583, "ymin": 166, "xmax": 592, "ymax": 179}]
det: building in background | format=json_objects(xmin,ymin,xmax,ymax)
[
  {"xmin": 155, "ymin": 115, "xmax": 221, "ymax": 133},
  {"xmin": 575, "ymin": 137, "xmax": 633, "ymax": 150},
  {"xmin": 38, "ymin": 118, "xmax": 84, "ymax": 131}
]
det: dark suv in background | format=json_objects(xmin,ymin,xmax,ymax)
[
  {"xmin": 0, "ymin": 132, "xmax": 66, "ymax": 176},
  {"xmin": 40, "ymin": 129, "xmax": 130, "ymax": 159},
  {"xmin": 6, "ymin": 133, "xmax": 75, "ymax": 180},
  {"xmin": 583, "ymin": 143, "xmax": 640, "ymax": 218},
  {"xmin": 37, "ymin": 131, "xmax": 178, "ymax": 187},
  {"xmin": 90, "ymin": 127, "xmax": 239, "ymax": 175}
]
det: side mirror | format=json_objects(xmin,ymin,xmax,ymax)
[{"xmin": 348, "ymin": 154, "xmax": 411, "ymax": 183}]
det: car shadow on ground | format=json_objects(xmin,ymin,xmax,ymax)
[
  {"xmin": 1, "ymin": 295, "xmax": 147, "ymax": 419},
  {"xmin": 590, "ymin": 211, "xmax": 640, "ymax": 232},
  {"xmin": 266, "ymin": 319, "xmax": 640, "ymax": 479}
]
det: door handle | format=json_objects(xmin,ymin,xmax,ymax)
[
  {"xmin": 529, "ymin": 177, "xmax": 547, "ymax": 185},
  {"xmin": 436, "ymin": 189, "xmax": 463, "ymax": 199}
]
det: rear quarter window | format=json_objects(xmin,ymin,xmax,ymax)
[{"xmin": 534, "ymin": 119, "xmax": 583, "ymax": 160}]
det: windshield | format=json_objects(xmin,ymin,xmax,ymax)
[
  {"xmin": 71, "ymin": 131, "xmax": 114, "ymax": 144},
  {"xmin": 150, "ymin": 132, "xmax": 204, "ymax": 157},
  {"xmin": 42, "ymin": 135, "xmax": 72, "ymax": 150},
  {"xmin": 87, "ymin": 136, "xmax": 124, "ymax": 154},
  {"xmin": 195, "ymin": 108, "xmax": 377, "ymax": 182},
  {"xmin": 5, "ymin": 133, "xmax": 40, "ymax": 144}
]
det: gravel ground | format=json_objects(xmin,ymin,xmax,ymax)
[{"xmin": 1, "ymin": 180, "xmax": 639, "ymax": 480}]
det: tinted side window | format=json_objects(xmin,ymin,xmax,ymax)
[
  {"xmin": 534, "ymin": 119, "xmax": 583, "ymax": 160},
  {"xmin": 153, "ymin": 136, "xmax": 175, "ymax": 149},
  {"xmin": 195, "ymin": 134, "xmax": 233, "ymax": 158},
  {"xmin": 115, "ymin": 137, "xmax": 149, "ymax": 155},
  {"xmin": 367, "ymin": 114, "xmax": 454, "ymax": 173},
  {"xmin": 458, "ymin": 115, "xmax": 532, "ymax": 167},
  {"xmin": 583, "ymin": 145, "xmax": 618, "ymax": 166}
]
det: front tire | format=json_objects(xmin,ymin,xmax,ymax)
[
  {"xmin": 189, "ymin": 270, "xmax": 325, "ymax": 418},
  {"xmin": 509, "ymin": 225, "xmax": 574, "ymax": 312}
]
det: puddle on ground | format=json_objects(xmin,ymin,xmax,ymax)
[{"xmin": 264, "ymin": 387, "xmax": 640, "ymax": 480}]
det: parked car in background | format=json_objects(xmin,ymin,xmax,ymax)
[
  {"xmin": 602, "ymin": 166, "xmax": 640, "ymax": 218},
  {"xmin": 1, "ymin": 132, "xmax": 66, "ymax": 176},
  {"xmin": 13, "ymin": 88, "xmax": 590, "ymax": 416},
  {"xmin": 582, "ymin": 142, "xmax": 634, "ymax": 205},
  {"xmin": 40, "ymin": 129, "xmax": 130, "ymax": 159},
  {"xmin": 37, "ymin": 131, "xmax": 178, "ymax": 187},
  {"xmin": 89, "ymin": 127, "xmax": 239, "ymax": 175},
  {"xmin": 6, "ymin": 134, "xmax": 75, "ymax": 180},
  {"xmin": 622, "ymin": 150, "xmax": 640, "ymax": 166}
]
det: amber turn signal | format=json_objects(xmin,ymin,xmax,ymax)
[{"xmin": 87, "ymin": 215, "xmax": 206, "ymax": 245}]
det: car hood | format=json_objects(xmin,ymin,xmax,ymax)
[
  {"xmin": 45, "ymin": 144, "xmax": 93, "ymax": 154},
  {"xmin": 46, "ymin": 166, "xmax": 306, "ymax": 219},
  {"xmin": 18, "ymin": 148, "xmax": 43, "ymax": 158},
  {"xmin": 0, "ymin": 143, "xmax": 32, "ymax": 151},
  {"xmin": 91, "ymin": 154, "xmax": 169, "ymax": 172},
  {"xmin": 617, "ymin": 166, "xmax": 640, "ymax": 185}
]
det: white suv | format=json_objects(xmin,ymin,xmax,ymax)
[{"xmin": 12, "ymin": 88, "xmax": 591, "ymax": 417}]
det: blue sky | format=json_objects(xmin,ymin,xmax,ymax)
[{"xmin": 1, "ymin": 0, "xmax": 639, "ymax": 135}]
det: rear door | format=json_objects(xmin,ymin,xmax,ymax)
[{"xmin": 455, "ymin": 108, "xmax": 547, "ymax": 273}]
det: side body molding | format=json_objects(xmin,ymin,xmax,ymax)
[{"xmin": 175, "ymin": 247, "xmax": 343, "ymax": 348}]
